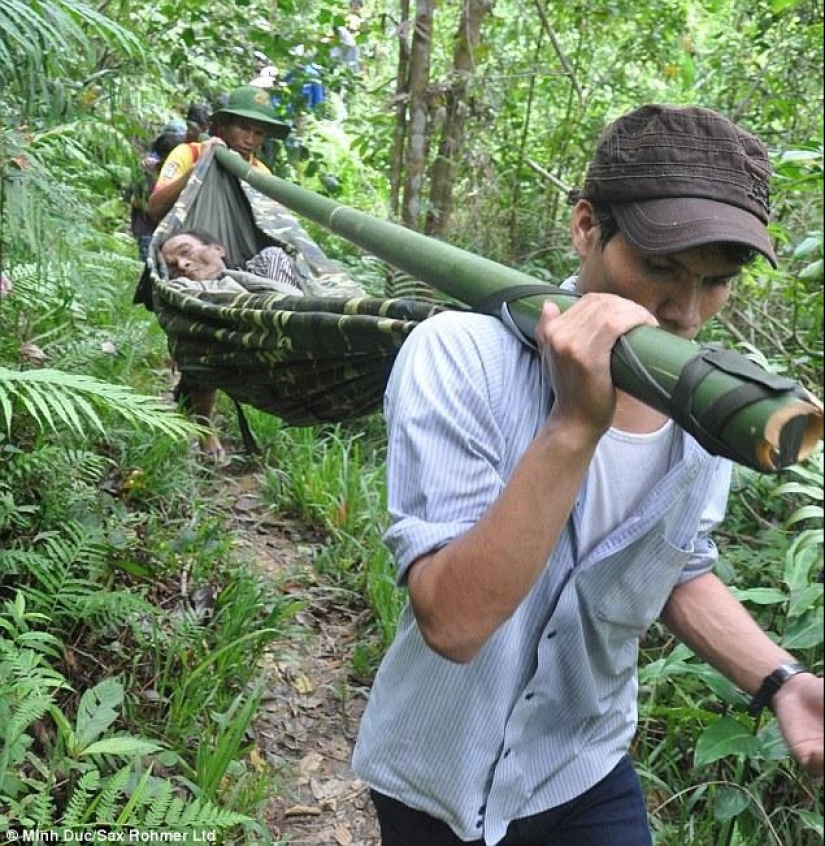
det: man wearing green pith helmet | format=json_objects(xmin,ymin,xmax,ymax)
[
  {"xmin": 147, "ymin": 85, "xmax": 291, "ymax": 224},
  {"xmin": 147, "ymin": 86, "xmax": 291, "ymax": 464}
]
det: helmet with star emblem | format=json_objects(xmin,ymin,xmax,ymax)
[{"xmin": 213, "ymin": 85, "xmax": 291, "ymax": 139}]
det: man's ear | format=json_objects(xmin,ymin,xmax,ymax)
[{"xmin": 570, "ymin": 199, "xmax": 600, "ymax": 260}]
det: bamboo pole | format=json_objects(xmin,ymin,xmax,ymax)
[{"xmin": 215, "ymin": 148, "xmax": 823, "ymax": 472}]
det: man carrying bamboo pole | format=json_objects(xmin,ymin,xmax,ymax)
[{"xmin": 353, "ymin": 105, "xmax": 823, "ymax": 845}]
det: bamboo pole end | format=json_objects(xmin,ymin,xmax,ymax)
[{"xmin": 759, "ymin": 392, "xmax": 823, "ymax": 471}]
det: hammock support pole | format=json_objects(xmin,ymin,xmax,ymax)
[{"xmin": 215, "ymin": 148, "xmax": 823, "ymax": 472}]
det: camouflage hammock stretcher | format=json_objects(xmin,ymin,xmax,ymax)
[{"xmin": 142, "ymin": 149, "xmax": 443, "ymax": 427}]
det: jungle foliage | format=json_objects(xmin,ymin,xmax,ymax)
[{"xmin": 0, "ymin": 0, "xmax": 822, "ymax": 842}]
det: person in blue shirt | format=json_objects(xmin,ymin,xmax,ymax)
[{"xmin": 353, "ymin": 104, "xmax": 824, "ymax": 846}]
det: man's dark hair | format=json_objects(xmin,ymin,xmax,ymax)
[
  {"xmin": 186, "ymin": 102, "xmax": 211, "ymax": 127},
  {"xmin": 151, "ymin": 131, "xmax": 183, "ymax": 160}
]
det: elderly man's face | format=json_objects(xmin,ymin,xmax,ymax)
[{"xmin": 161, "ymin": 233, "xmax": 227, "ymax": 281}]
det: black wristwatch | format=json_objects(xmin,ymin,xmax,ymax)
[{"xmin": 747, "ymin": 662, "xmax": 809, "ymax": 718}]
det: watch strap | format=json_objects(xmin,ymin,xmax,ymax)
[{"xmin": 747, "ymin": 662, "xmax": 809, "ymax": 717}]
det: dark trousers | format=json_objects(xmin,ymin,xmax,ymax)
[{"xmin": 371, "ymin": 756, "xmax": 653, "ymax": 846}]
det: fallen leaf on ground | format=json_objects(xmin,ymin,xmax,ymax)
[
  {"xmin": 299, "ymin": 751, "xmax": 325, "ymax": 774},
  {"xmin": 334, "ymin": 823, "xmax": 354, "ymax": 845},
  {"xmin": 292, "ymin": 672, "xmax": 315, "ymax": 694}
]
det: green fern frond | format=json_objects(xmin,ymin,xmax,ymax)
[
  {"xmin": 4, "ymin": 693, "xmax": 53, "ymax": 745},
  {"xmin": 63, "ymin": 769, "xmax": 102, "ymax": 826},
  {"xmin": 24, "ymin": 774, "xmax": 58, "ymax": 827},
  {"xmin": 0, "ymin": 642, "xmax": 68, "ymax": 695},
  {"xmin": 175, "ymin": 797, "xmax": 252, "ymax": 829},
  {"xmin": 3, "ymin": 520, "xmax": 154, "ymax": 632},
  {"xmin": 38, "ymin": 523, "xmax": 108, "ymax": 570},
  {"xmin": 59, "ymin": 449, "xmax": 110, "ymax": 487},
  {"xmin": 114, "ymin": 765, "xmax": 156, "ymax": 826},
  {"xmin": 94, "ymin": 764, "xmax": 132, "ymax": 823},
  {"xmin": 0, "ymin": 548, "xmax": 39, "ymax": 576},
  {"xmin": 0, "ymin": 366, "xmax": 196, "ymax": 441},
  {"xmin": 79, "ymin": 738, "xmax": 162, "ymax": 759},
  {"xmin": 0, "ymin": 694, "xmax": 52, "ymax": 797},
  {"xmin": 75, "ymin": 245, "xmax": 141, "ymax": 282},
  {"xmin": 2, "ymin": 260, "xmax": 76, "ymax": 317},
  {"xmin": 12, "ymin": 525, "xmax": 107, "ymax": 621},
  {"xmin": 75, "ymin": 589, "xmax": 156, "ymax": 633},
  {"xmin": 0, "ymin": 446, "xmax": 114, "ymax": 543},
  {"xmin": 0, "ymin": 0, "xmax": 144, "ymax": 112},
  {"xmin": 164, "ymin": 796, "xmax": 185, "ymax": 826},
  {"xmin": 141, "ymin": 779, "xmax": 173, "ymax": 828}
]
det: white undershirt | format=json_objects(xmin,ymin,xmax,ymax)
[{"xmin": 578, "ymin": 420, "xmax": 676, "ymax": 559}]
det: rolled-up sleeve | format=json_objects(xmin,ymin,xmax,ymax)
[
  {"xmin": 677, "ymin": 456, "xmax": 732, "ymax": 584},
  {"xmin": 382, "ymin": 313, "xmax": 514, "ymax": 584}
]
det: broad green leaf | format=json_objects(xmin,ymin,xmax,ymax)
[
  {"xmin": 784, "ymin": 536, "xmax": 820, "ymax": 591},
  {"xmin": 799, "ymin": 259, "xmax": 823, "ymax": 281},
  {"xmin": 796, "ymin": 810, "xmax": 824, "ymax": 835},
  {"xmin": 779, "ymin": 149, "xmax": 823, "ymax": 164},
  {"xmin": 75, "ymin": 677, "xmax": 123, "ymax": 749},
  {"xmin": 712, "ymin": 785, "xmax": 750, "ymax": 822},
  {"xmin": 788, "ymin": 584, "xmax": 823, "ymax": 619},
  {"xmin": 694, "ymin": 717, "xmax": 762, "ymax": 768},
  {"xmin": 776, "ymin": 480, "xmax": 824, "ymax": 500},
  {"xmin": 787, "ymin": 510, "xmax": 824, "ymax": 531},
  {"xmin": 782, "ymin": 609, "xmax": 824, "ymax": 649},
  {"xmin": 729, "ymin": 587, "xmax": 787, "ymax": 605},
  {"xmin": 757, "ymin": 719, "xmax": 790, "ymax": 762},
  {"xmin": 792, "ymin": 235, "xmax": 823, "ymax": 260}
]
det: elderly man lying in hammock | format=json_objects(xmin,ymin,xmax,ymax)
[{"xmin": 159, "ymin": 227, "xmax": 304, "ymax": 463}]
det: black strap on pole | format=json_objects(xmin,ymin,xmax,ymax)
[
  {"xmin": 233, "ymin": 399, "xmax": 260, "ymax": 455},
  {"xmin": 668, "ymin": 345, "xmax": 811, "ymax": 466},
  {"xmin": 472, "ymin": 284, "xmax": 576, "ymax": 317}
]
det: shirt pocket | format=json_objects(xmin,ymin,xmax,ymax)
[{"xmin": 584, "ymin": 532, "xmax": 692, "ymax": 637}]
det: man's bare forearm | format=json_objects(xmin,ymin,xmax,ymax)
[{"xmin": 662, "ymin": 573, "xmax": 797, "ymax": 693}]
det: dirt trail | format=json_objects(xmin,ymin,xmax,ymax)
[{"xmin": 223, "ymin": 471, "xmax": 381, "ymax": 846}]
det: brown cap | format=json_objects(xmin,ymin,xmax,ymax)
[{"xmin": 579, "ymin": 105, "xmax": 777, "ymax": 266}]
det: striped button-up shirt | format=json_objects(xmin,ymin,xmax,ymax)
[{"xmin": 353, "ymin": 309, "xmax": 731, "ymax": 845}]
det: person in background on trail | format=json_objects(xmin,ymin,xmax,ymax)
[
  {"xmin": 353, "ymin": 104, "xmax": 824, "ymax": 846},
  {"xmin": 185, "ymin": 102, "xmax": 211, "ymax": 142},
  {"xmin": 331, "ymin": 0, "xmax": 364, "ymax": 74},
  {"xmin": 284, "ymin": 61, "xmax": 326, "ymax": 114},
  {"xmin": 249, "ymin": 64, "xmax": 279, "ymax": 91},
  {"xmin": 159, "ymin": 228, "xmax": 300, "ymax": 465},
  {"xmin": 128, "ymin": 121, "xmax": 186, "ymax": 262},
  {"xmin": 147, "ymin": 85, "xmax": 291, "ymax": 224}
]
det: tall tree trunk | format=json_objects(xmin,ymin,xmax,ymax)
[
  {"xmin": 389, "ymin": 0, "xmax": 412, "ymax": 219},
  {"xmin": 425, "ymin": 0, "xmax": 494, "ymax": 238},
  {"xmin": 507, "ymin": 27, "xmax": 544, "ymax": 259},
  {"xmin": 401, "ymin": 0, "xmax": 433, "ymax": 230}
]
